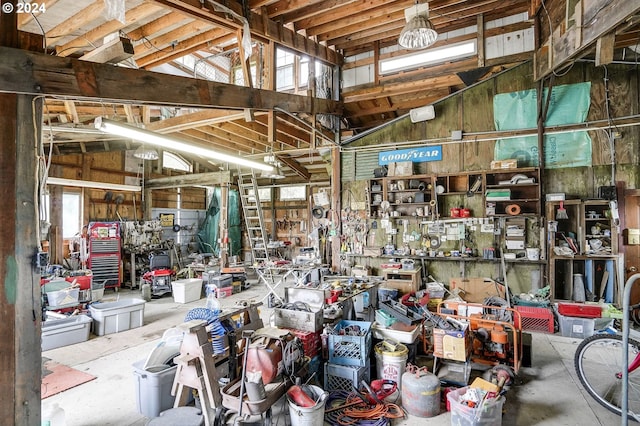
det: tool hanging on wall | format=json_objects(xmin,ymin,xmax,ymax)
[{"xmin": 104, "ymin": 191, "xmax": 113, "ymax": 220}]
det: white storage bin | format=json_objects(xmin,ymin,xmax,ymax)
[
  {"xmin": 46, "ymin": 287, "xmax": 80, "ymax": 307},
  {"xmin": 89, "ymin": 298, "xmax": 146, "ymax": 336},
  {"xmin": 172, "ymin": 278, "xmax": 203, "ymax": 304},
  {"xmin": 42, "ymin": 315, "xmax": 92, "ymax": 351}
]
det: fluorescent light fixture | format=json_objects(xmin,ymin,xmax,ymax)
[
  {"xmin": 47, "ymin": 177, "xmax": 141, "ymax": 192},
  {"xmin": 381, "ymin": 40, "xmax": 476, "ymax": 74},
  {"xmin": 95, "ymin": 117, "xmax": 274, "ymax": 172}
]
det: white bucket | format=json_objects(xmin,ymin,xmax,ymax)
[
  {"xmin": 287, "ymin": 385, "xmax": 328, "ymax": 426},
  {"xmin": 375, "ymin": 340, "xmax": 409, "ymax": 390}
]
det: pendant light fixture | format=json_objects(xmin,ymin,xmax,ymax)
[{"xmin": 399, "ymin": 2, "xmax": 438, "ymax": 50}]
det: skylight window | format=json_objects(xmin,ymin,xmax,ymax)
[{"xmin": 380, "ymin": 40, "xmax": 477, "ymax": 74}]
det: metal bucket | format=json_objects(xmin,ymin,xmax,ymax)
[
  {"xmin": 286, "ymin": 385, "xmax": 328, "ymax": 426},
  {"xmin": 375, "ymin": 340, "xmax": 408, "ymax": 389},
  {"xmin": 401, "ymin": 364, "xmax": 441, "ymax": 418}
]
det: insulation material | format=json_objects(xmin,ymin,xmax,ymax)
[{"xmin": 493, "ymin": 83, "xmax": 592, "ymax": 168}]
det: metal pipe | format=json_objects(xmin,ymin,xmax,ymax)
[{"xmin": 622, "ymin": 273, "xmax": 640, "ymax": 425}]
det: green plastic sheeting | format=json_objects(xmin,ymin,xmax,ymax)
[
  {"xmin": 197, "ymin": 188, "xmax": 242, "ymax": 256},
  {"xmin": 494, "ymin": 82, "xmax": 592, "ymax": 168}
]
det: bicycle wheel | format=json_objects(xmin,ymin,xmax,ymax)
[{"xmin": 574, "ymin": 333, "xmax": 640, "ymax": 420}]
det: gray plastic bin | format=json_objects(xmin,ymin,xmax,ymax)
[
  {"xmin": 42, "ymin": 315, "xmax": 92, "ymax": 351},
  {"xmin": 89, "ymin": 298, "xmax": 145, "ymax": 336},
  {"xmin": 132, "ymin": 359, "xmax": 177, "ymax": 418}
]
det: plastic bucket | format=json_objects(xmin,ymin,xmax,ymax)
[
  {"xmin": 287, "ymin": 385, "xmax": 328, "ymax": 426},
  {"xmin": 447, "ymin": 386, "xmax": 505, "ymax": 425},
  {"xmin": 375, "ymin": 340, "xmax": 408, "ymax": 389}
]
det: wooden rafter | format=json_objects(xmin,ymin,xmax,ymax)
[
  {"xmin": 151, "ymin": 0, "xmax": 340, "ymax": 64},
  {"xmin": 55, "ymin": 2, "xmax": 163, "ymax": 56},
  {"xmin": 47, "ymin": 0, "xmax": 105, "ymax": 39}
]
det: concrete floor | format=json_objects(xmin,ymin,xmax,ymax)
[{"xmin": 42, "ymin": 279, "xmax": 622, "ymax": 426}]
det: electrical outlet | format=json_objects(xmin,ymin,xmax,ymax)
[{"xmin": 36, "ymin": 252, "xmax": 49, "ymax": 268}]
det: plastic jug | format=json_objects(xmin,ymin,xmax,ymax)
[{"xmin": 42, "ymin": 403, "xmax": 66, "ymax": 426}]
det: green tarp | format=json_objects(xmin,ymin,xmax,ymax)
[
  {"xmin": 197, "ymin": 188, "xmax": 242, "ymax": 256},
  {"xmin": 494, "ymin": 82, "xmax": 592, "ymax": 168}
]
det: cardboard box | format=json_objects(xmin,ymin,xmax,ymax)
[
  {"xmin": 432, "ymin": 325, "xmax": 471, "ymax": 362},
  {"xmin": 505, "ymin": 237, "xmax": 525, "ymax": 250},
  {"xmin": 490, "ymin": 159, "xmax": 518, "ymax": 170},
  {"xmin": 449, "ymin": 277, "xmax": 505, "ymax": 304},
  {"xmin": 388, "ymin": 161, "xmax": 414, "ymax": 176}
]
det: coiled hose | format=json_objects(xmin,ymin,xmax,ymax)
[{"xmin": 184, "ymin": 307, "xmax": 226, "ymax": 355}]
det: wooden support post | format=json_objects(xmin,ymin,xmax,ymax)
[
  {"xmin": 0, "ymin": 91, "xmax": 43, "ymax": 426},
  {"xmin": 330, "ymin": 147, "xmax": 341, "ymax": 272},
  {"xmin": 0, "ymin": 10, "xmax": 43, "ymax": 424},
  {"xmin": 477, "ymin": 14, "xmax": 485, "ymax": 67}
]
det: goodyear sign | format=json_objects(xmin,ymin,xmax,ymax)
[{"xmin": 378, "ymin": 146, "xmax": 442, "ymax": 165}]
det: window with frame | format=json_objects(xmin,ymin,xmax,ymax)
[
  {"xmin": 276, "ymin": 48, "xmax": 295, "ymax": 91},
  {"xmin": 62, "ymin": 192, "xmax": 81, "ymax": 238},
  {"xmin": 163, "ymin": 151, "xmax": 192, "ymax": 172}
]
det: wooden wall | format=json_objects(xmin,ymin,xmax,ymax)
[
  {"xmin": 348, "ymin": 61, "xmax": 640, "ymax": 194},
  {"xmin": 341, "ymin": 60, "xmax": 640, "ymax": 292},
  {"xmin": 50, "ymin": 152, "xmax": 206, "ymax": 224}
]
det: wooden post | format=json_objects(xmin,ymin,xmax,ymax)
[
  {"xmin": 0, "ymin": 3, "xmax": 43, "ymax": 424},
  {"xmin": 0, "ymin": 90, "xmax": 43, "ymax": 426},
  {"xmin": 330, "ymin": 147, "xmax": 341, "ymax": 272}
]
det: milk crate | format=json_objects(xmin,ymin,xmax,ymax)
[
  {"xmin": 286, "ymin": 328, "xmax": 321, "ymax": 358},
  {"xmin": 515, "ymin": 306, "xmax": 554, "ymax": 334},
  {"xmin": 328, "ymin": 320, "xmax": 372, "ymax": 366},
  {"xmin": 324, "ymin": 362, "xmax": 370, "ymax": 392}
]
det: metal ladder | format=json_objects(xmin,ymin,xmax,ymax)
[{"xmin": 237, "ymin": 169, "xmax": 269, "ymax": 266}]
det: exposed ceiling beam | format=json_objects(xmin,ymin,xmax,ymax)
[
  {"xmin": 146, "ymin": 171, "xmax": 232, "ymax": 189},
  {"xmin": 55, "ymin": 2, "xmax": 163, "ymax": 57},
  {"xmin": 0, "ymin": 46, "xmax": 343, "ymax": 114},
  {"xmin": 151, "ymin": 0, "xmax": 340, "ymax": 64},
  {"xmin": 47, "ymin": 0, "xmax": 105, "ymax": 40},
  {"xmin": 276, "ymin": 155, "xmax": 311, "ymax": 180},
  {"xmin": 146, "ymin": 109, "xmax": 253, "ymax": 132}
]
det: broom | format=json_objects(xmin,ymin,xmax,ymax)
[{"xmin": 556, "ymin": 201, "xmax": 569, "ymax": 220}]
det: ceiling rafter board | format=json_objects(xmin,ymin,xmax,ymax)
[
  {"xmin": 55, "ymin": 2, "xmax": 165, "ymax": 56},
  {"xmin": 343, "ymin": 75, "xmax": 462, "ymax": 103},
  {"xmin": 218, "ymin": 120, "xmax": 305, "ymax": 149},
  {"xmin": 126, "ymin": 11, "xmax": 191, "ymax": 42},
  {"xmin": 132, "ymin": 20, "xmax": 214, "ymax": 58},
  {"xmin": 292, "ymin": 0, "xmax": 402, "ymax": 31},
  {"xmin": 266, "ymin": 0, "xmax": 348, "ymax": 23},
  {"xmin": 45, "ymin": 0, "xmax": 106, "ymax": 40},
  {"xmin": 346, "ymin": 91, "xmax": 450, "ymax": 120},
  {"xmin": 152, "ymin": 0, "xmax": 340, "ymax": 65},
  {"xmin": 199, "ymin": 122, "xmax": 276, "ymax": 151},
  {"xmin": 303, "ymin": 0, "xmax": 414, "ymax": 38},
  {"xmin": 176, "ymin": 127, "xmax": 266, "ymax": 154},
  {"xmin": 336, "ymin": 2, "xmax": 530, "ymax": 53}
]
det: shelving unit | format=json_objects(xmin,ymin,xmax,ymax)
[
  {"xmin": 368, "ymin": 168, "xmax": 541, "ymax": 220},
  {"xmin": 484, "ymin": 167, "xmax": 541, "ymax": 217},
  {"xmin": 546, "ymin": 199, "xmax": 619, "ymax": 302},
  {"xmin": 368, "ymin": 174, "xmax": 435, "ymax": 218}
]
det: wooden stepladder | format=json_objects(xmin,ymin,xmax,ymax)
[{"xmin": 171, "ymin": 320, "xmax": 222, "ymax": 426}]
